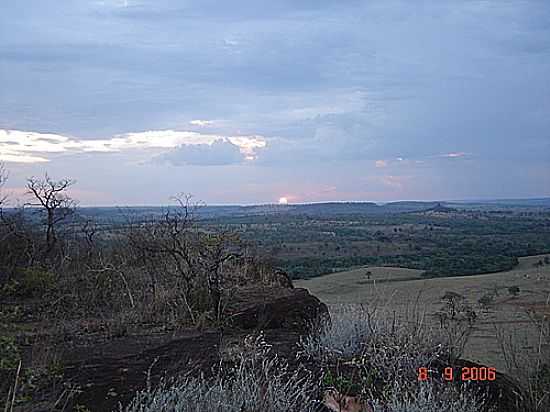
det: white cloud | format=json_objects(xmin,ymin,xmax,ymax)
[
  {"xmin": 0, "ymin": 129, "xmax": 267, "ymax": 164},
  {"xmin": 0, "ymin": 153, "xmax": 49, "ymax": 163},
  {"xmin": 439, "ymin": 152, "xmax": 467, "ymax": 158},
  {"xmin": 189, "ymin": 120, "xmax": 214, "ymax": 127}
]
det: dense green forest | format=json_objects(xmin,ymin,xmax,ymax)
[{"xmin": 203, "ymin": 210, "xmax": 550, "ymax": 278}]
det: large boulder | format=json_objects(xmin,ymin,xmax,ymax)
[
  {"xmin": 226, "ymin": 287, "xmax": 329, "ymax": 331},
  {"xmin": 23, "ymin": 287, "xmax": 328, "ymax": 412}
]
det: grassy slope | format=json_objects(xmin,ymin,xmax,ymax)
[{"xmin": 296, "ymin": 254, "xmax": 550, "ymax": 372}]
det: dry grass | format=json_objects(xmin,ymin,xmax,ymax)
[
  {"xmin": 374, "ymin": 382, "xmax": 494, "ymax": 412},
  {"xmin": 123, "ymin": 314, "xmax": 491, "ymax": 412},
  {"xmin": 121, "ymin": 334, "xmax": 320, "ymax": 412},
  {"xmin": 296, "ymin": 254, "xmax": 550, "ymax": 373}
]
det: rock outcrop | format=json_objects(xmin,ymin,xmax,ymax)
[
  {"xmin": 18, "ymin": 288, "xmax": 529, "ymax": 412},
  {"xmin": 26, "ymin": 287, "xmax": 327, "ymax": 411},
  {"xmin": 227, "ymin": 286, "xmax": 328, "ymax": 330}
]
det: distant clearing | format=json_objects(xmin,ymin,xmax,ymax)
[
  {"xmin": 296, "ymin": 254, "xmax": 550, "ymax": 373},
  {"xmin": 294, "ymin": 266, "xmax": 424, "ymax": 296}
]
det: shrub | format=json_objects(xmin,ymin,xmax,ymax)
[
  {"xmin": 3, "ymin": 267, "xmax": 56, "ymax": 298},
  {"xmin": 376, "ymin": 382, "xmax": 493, "ymax": 412},
  {"xmin": 495, "ymin": 318, "xmax": 550, "ymax": 412},
  {"xmin": 301, "ymin": 304, "xmax": 447, "ymax": 395},
  {"xmin": 301, "ymin": 305, "xmax": 376, "ymax": 360},
  {"xmin": 302, "ymin": 304, "xmax": 444, "ymax": 364},
  {"xmin": 508, "ymin": 286, "xmax": 520, "ymax": 297},
  {"xmin": 0, "ymin": 335, "xmax": 20, "ymax": 369}
]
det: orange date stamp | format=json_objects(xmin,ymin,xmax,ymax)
[{"xmin": 417, "ymin": 366, "xmax": 496, "ymax": 382}]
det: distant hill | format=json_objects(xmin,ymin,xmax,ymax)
[
  {"xmin": 424, "ymin": 203, "xmax": 458, "ymax": 213},
  {"xmin": 448, "ymin": 197, "xmax": 550, "ymax": 208},
  {"xmin": 62, "ymin": 197, "xmax": 550, "ymax": 224},
  {"xmin": 383, "ymin": 201, "xmax": 442, "ymax": 212},
  {"xmin": 74, "ymin": 202, "xmax": 432, "ymax": 223}
]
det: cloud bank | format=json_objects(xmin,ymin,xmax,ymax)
[
  {"xmin": 0, "ymin": 129, "xmax": 266, "ymax": 165},
  {"xmin": 0, "ymin": 0, "xmax": 548, "ymax": 204},
  {"xmin": 157, "ymin": 139, "xmax": 244, "ymax": 166}
]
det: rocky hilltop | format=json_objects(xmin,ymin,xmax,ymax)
[{"xmin": 21, "ymin": 287, "xmax": 327, "ymax": 411}]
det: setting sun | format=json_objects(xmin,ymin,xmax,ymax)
[{"xmin": 278, "ymin": 197, "xmax": 288, "ymax": 205}]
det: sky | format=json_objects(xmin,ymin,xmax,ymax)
[{"xmin": 0, "ymin": 0, "xmax": 549, "ymax": 206}]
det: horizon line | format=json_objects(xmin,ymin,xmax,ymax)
[{"xmin": 67, "ymin": 195, "xmax": 550, "ymax": 208}]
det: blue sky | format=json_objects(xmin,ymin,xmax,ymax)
[{"xmin": 0, "ymin": 0, "xmax": 549, "ymax": 205}]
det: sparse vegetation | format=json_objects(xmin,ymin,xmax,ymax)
[
  {"xmin": 122, "ymin": 334, "xmax": 319, "ymax": 412},
  {"xmin": 0, "ymin": 164, "xmax": 547, "ymax": 411},
  {"xmin": 508, "ymin": 286, "xmax": 520, "ymax": 297},
  {"xmin": 0, "ymin": 336, "xmax": 20, "ymax": 369},
  {"xmin": 0, "ymin": 169, "xmax": 297, "ymax": 409},
  {"xmin": 300, "ymin": 302, "xmax": 484, "ymax": 408},
  {"xmin": 123, "ymin": 309, "xmax": 493, "ymax": 412},
  {"xmin": 376, "ymin": 382, "xmax": 493, "ymax": 412},
  {"xmin": 495, "ymin": 308, "xmax": 550, "ymax": 412},
  {"xmin": 478, "ymin": 293, "xmax": 495, "ymax": 310}
]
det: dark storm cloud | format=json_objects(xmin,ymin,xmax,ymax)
[{"xmin": 157, "ymin": 139, "xmax": 244, "ymax": 166}]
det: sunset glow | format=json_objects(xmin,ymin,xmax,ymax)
[{"xmin": 278, "ymin": 197, "xmax": 288, "ymax": 205}]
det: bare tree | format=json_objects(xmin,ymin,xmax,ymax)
[
  {"xmin": 26, "ymin": 174, "xmax": 77, "ymax": 257},
  {"xmin": 478, "ymin": 293, "xmax": 494, "ymax": 312},
  {"xmin": 197, "ymin": 231, "xmax": 241, "ymax": 321},
  {"xmin": 125, "ymin": 194, "xmax": 242, "ymax": 324},
  {"xmin": 125, "ymin": 194, "xmax": 204, "ymax": 323}
]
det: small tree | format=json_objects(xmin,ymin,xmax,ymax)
[
  {"xmin": 26, "ymin": 174, "xmax": 77, "ymax": 258},
  {"xmin": 441, "ymin": 291, "xmax": 464, "ymax": 319},
  {"xmin": 197, "ymin": 231, "xmax": 241, "ymax": 321},
  {"xmin": 478, "ymin": 293, "xmax": 494, "ymax": 311},
  {"xmin": 126, "ymin": 193, "xmax": 241, "ymax": 324},
  {"xmin": 0, "ymin": 166, "xmax": 41, "ymax": 283},
  {"xmin": 508, "ymin": 286, "xmax": 520, "ymax": 297}
]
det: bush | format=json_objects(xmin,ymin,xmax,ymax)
[
  {"xmin": 508, "ymin": 286, "xmax": 520, "ymax": 297},
  {"xmin": 301, "ymin": 305, "xmax": 375, "ymax": 359},
  {"xmin": 301, "ymin": 304, "xmax": 444, "ymax": 369},
  {"xmin": 0, "ymin": 335, "xmax": 20, "ymax": 369},
  {"xmin": 301, "ymin": 305, "xmax": 491, "ymax": 411},
  {"xmin": 301, "ymin": 304, "xmax": 448, "ymax": 401},
  {"xmin": 5, "ymin": 267, "xmax": 56, "ymax": 298},
  {"xmin": 377, "ymin": 382, "xmax": 493, "ymax": 412}
]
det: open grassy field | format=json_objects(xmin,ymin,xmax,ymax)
[{"xmin": 296, "ymin": 254, "xmax": 550, "ymax": 373}]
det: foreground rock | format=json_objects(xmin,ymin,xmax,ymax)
[
  {"xmin": 227, "ymin": 286, "xmax": 329, "ymax": 330},
  {"xmin": 15, "ymin": 286, "xmax": 530, "ymax": 412},
  {"xmin": 22, "ymin": 287, "xmax": 327, "ymax": 411}
]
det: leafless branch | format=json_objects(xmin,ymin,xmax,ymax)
[{"xmin": 26, "ymin": 174, "xmax": 77, "ymax": 256}]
